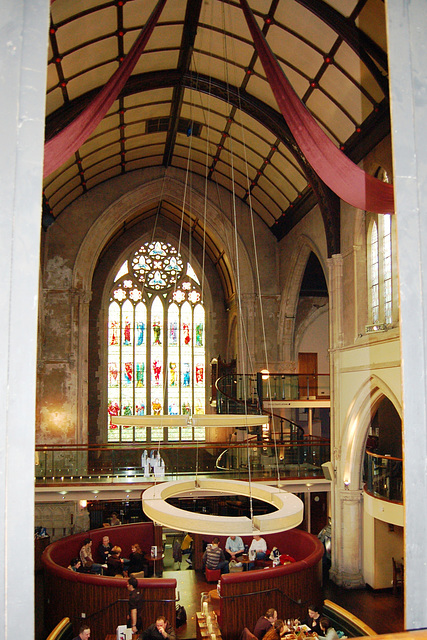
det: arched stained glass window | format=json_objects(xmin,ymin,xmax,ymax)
[
  {"xmin": 107, "ymin": 241, "xmax": 205, "ymax": 442},
  {"xmin": 366, "ymin": 168, "xmax": 396, "ymax": 330}
]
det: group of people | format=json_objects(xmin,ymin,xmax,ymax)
[
  {"xmin": 202, "ymin": 534, "xmax": 269, "ymax": 574},
  {"xmin": 72, "ymin": 577, "xmax": 176, "ymax": 640},
  {"xmin": 250, "ymin": 605, "xmax": 339, "ymax": 640},
  {"xmin": 127, "ymin": 576, "xmax": 176, "ymax": 639},
  {"xmin": 69, "ymin": 535, "xmax": 148, "ymax": 577}
]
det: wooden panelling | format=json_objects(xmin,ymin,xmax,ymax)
[
  {"xmin": 44, "ymin": 573, "xmax": 176, "ymax": 640},
  {"xmin": 220, "ymin": 563, "xmax": 322, "ymax": 640}
]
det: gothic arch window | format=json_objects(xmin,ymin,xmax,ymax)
[
  {"xmin": 366, "ymin": 169, "xmax": 396, "ymax": 328},
  {"xmin": 369, "ymin": 220, "xmax": 380, "ymax": 324},
  {"xmin": 107, "ymin": 241, "xmax": 206, "ymax": 442}
]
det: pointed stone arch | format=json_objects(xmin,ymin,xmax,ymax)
[
  {"xmin": 70, "ymin": 170, "xmax": 257, "ymax": 441},
  {"xmin": 278, "ymin": 234, "xmax": 329, "ymax": 364},
  {"xmin": 330, "ymin": 374, "xmax": 402, "ymax": 587},
  {"xmin": 340, "ymin": 374, "xmax": 402, "ymax": 489}
]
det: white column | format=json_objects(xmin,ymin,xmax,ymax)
[
  {"xmin": 0, "ymin": 0, "xmax": 49, "ymax": 637},
  {"xmin": 327, "ymin": 254, "xmax": 346, "ymax": 585},
  {"xmin": 387, "ymin": 0, "xmax": 427, "ymax": 628},
  {"xmin": 329, "ymin": 489, "xmax": 365, "ymax": 588}
]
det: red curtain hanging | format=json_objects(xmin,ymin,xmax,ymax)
[
  {"xmin": 239, "ymin": 0, "xmax": 394, "ymax": 214},
  {"xmin": 44, "ymin": 0, "xmax": 167, "ymax": 178}
]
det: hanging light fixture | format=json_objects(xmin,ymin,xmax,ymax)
[
  {"xmin": 142, "ymin": 479, "xmax": 303, "ymax": 536},
  {"xmin": 112, "ymin": 414, "xmax": 269, "ymax": 428}
]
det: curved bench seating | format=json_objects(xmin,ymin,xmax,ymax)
[
  {"xmin": 43, "ymin": 523, "xmax": 323, "ymax": 640},
  {"xmin": 208, "ymin": 529, "xmax": 324, "ymax": 640},
  {"xmin": 42, "ymin": 523, "xmax": 177, "ymax": 640}
]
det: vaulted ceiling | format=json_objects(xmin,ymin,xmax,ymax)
[{"xmin": 44, "ymin": 0, "xmax": 390, "ymax": 246}]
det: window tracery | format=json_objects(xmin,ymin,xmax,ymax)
[{"xmin": 107, "ymin": 241, "xmax": 205, "ymax": 442}]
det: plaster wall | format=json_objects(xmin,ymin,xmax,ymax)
[
  {"xmin": 363, "ymin": 505, "xmax": 404, "ymax": 589},
  {"xmin": 296, "ymin": 307, "xmax": 329, "ymax": 375},
  {"xmin": 337, "ymin": 336, "xmax": 402, "ymax": 433}
]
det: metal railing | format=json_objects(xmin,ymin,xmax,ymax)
[
  {"xmin": 216, "ymin": 374, "xmax": 307, "ymax": 441},
  {"xmin": 216, "ymin": 372, "xmax": 330, "ymax": 409},
  {"xmin": 35, "ymin": 438, "xmax": 330, "ymax": 485},
  {"xmin": 364, "ymin": 450, "xmax": 403, "ymax": 503},
  {"xmin": 259, "ymin": 372, "xmax": 330, "ymax": 402}
]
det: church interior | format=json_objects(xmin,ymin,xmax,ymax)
[{"xmin": 3, "ymin": 0, "xmax": 427, "ymax": 638}]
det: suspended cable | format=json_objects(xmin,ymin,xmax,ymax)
[{"xmin": 224, "ymin": 2, "xmax": 282, "ymax": 486}]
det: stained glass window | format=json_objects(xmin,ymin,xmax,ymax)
[{"xmin": 107, "ymin": 241, "xmax": 206, "ymax": 442}]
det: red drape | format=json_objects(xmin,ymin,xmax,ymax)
[
  {"xmin": 239, "ymin": 0, "xmax": 394, "ymax": 214},
  {"xmin": 44, "ymin": 0, "xmax": 167, "ymax": 178}
]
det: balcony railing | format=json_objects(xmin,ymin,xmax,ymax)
[
  {"xmin": 35, "ymin": 438, "xmax": 330, "ymax": 485},
  {"xmin": 258, "ymin": 372, "xmax": 330, "ymax": 402},
  {"xmin": 364, "ymin": 450, "xmax": 403, "ymax": 503},
  {"xmin": 216, "ymin": 373, "xmax": 330, "ymax": 406}
]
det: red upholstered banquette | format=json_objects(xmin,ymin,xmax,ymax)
[
  {"xmin": 42, "ymin": 523, "xmax": 176, "ymax": 640},
  {"xmin": 204, "ymin": 529, "xmax": 324, "ymax": 640}
]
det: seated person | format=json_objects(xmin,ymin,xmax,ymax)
[
  {"xmin": 181, "ymin": 532, "xmax": 193, "ymax": 565},
  {"xmin": 141, "ymin": 616, "xmax": 176, "ymax": 640},
  {"xmin": 248, "ymin": 534, "xmax": 267, "ymax": 569},
  {"xmin": 110, "ymin": 512, "xmax": 122, "ymax": 526},
  {"xmin": 98, "ymin": 534, "xmax": 112, "ymax": 564},
  {"xmin": 253, "ymin": 609, "xmax": 278, "ymax": 640},
  {"xmin": 263, "ymin": 620, "xmax": 288, "ymax": 640},
  {"xmin": 106, "ymin": 545, "xmax": 124, "ymax": 576},
  {"xmin": 317, "ymin": 617, "xmax": 339, "ymax": 640},
  {"xmin": 225, "ymin": 535, "xmax": 245, "ymax": 562},
  {"xmin": 79, "ymin": 538, "xmax": 103, "ymax": 574},
  {"xmin": 72, "ymin": 623, "xmax": 91, "ymax": 640},
  {"xmin": 202, "ymin": 537, "xmax": 229, "ymax": 574},
  {"xmin": 128, "ymin": 543, "xmax": 147, "ymax": 575},
  {"xmin": 302, "ymin": 604, "xmax": 322, "ymax": 631},
  {"xmin": 68, "ymin": 557, "xmax": 83, "ymax": 572}
]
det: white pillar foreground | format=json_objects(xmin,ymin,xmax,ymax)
[
  {"xmin": 387, "ymin": 0, "xmax": 427, "ymax": 630},
  {"xmin": 0, "ymin": 1, "xmax": 49, "ymax": 637}
]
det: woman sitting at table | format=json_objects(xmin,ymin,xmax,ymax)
[
  {"xmin": 128, "ymin": 543, "xmax": 147, "ymax": 576},
  {"xmin": 316, "ymin": 617, "xmax": 338, "ymax": 640},
  {"xmin": 106, "ymin": 545, "xmax": 124, "ymax": 576},
  {"xmin": 248, "ymin": 534, "xmax": 268, "ymax": 570},
  {"xmin": 302, "ymin": 604, "xmax": 322, "ymax": 631},
  {"xmin": 263, "ymin": 620, "xmax": 289, "ymax": 640}
]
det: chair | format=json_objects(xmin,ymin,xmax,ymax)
[
  {"xmin": 240, "ymin": 628, "xmax": 257, "ymax": 640},
  {"xmin": 205, "ymin": 567, "xmax": 221, "ymax": 582},
  {"xmin": 392, "ymin": 557, "xmax": 403, "ymax": 595}
]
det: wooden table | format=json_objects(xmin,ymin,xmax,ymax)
[{"xmin": 196, "ymin": 612, "xmax": 222, "ymax": 640}]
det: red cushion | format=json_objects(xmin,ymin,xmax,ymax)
[{"xmin": 205, "ymin": 567, "xmax": 221, "ymax": 582}]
